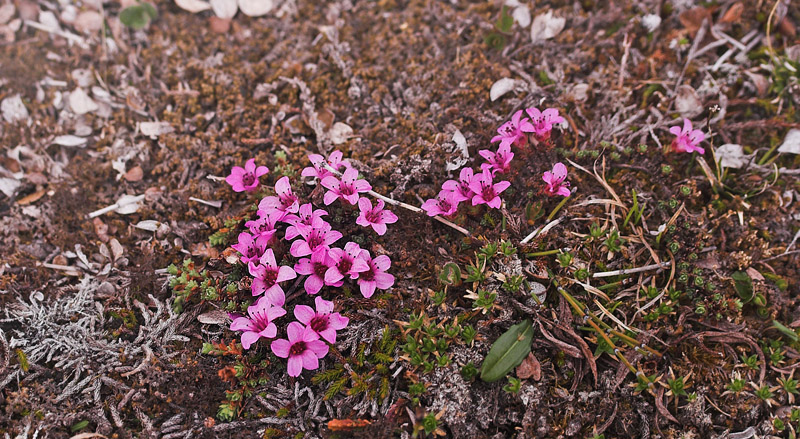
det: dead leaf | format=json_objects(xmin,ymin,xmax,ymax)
[
  {"xmin": 530, "ymin": 11, "xmax": 565, "ymax": 43},
  {"xmin": 138, "ymin": 121, "xmax": 174, "ymax": 138},
  {"xmin": 109, "ymin": 238, "xmax": 124, "ymax": 261},
  {"xmin": 678, "ymin": 6, "xmax": 710, "ymax": 36},
  {"xmin": 17, "ymin": 189, "xmax": 46, "ymax": 205},
  {"xmin": 210, "ymin": 0, "xmax": 237, "ymax": 19},
  {"xmin": 719, "ymin": 2, "xmax": 743, "ymax": 24},
  {"xmin": 654, "ymin": 388, "xmax": 679, "ymax": 423},
  {"xmin": 779, "ymin": 17, "xmax": 796, "ymax": 38},
  {"xmin": 490, "ymin": 77, "xmax": 519, "ymax": 102},
  {"xmin": 93, "ymin": 217, "xmax": 110, "ymax": 242},
  {"xmin": 744, "ymin": 71, "xmax": 768, "ymax": 97},
  {"xmin": 516, "ymin": 352, "xmax": 541, "ymax": 380},
  {"xmin": 329, "ymin": 122, "xmax": 353, "ymax": 145},
  {"xmin": 73, "ymin": 10, "xmax": 102, "ymax": 34},
  {"xmin": 2, "ymin": 94, "xmax": 29, "ymax": 123},
  {"xmin": 674, "ymin": 85, "xmax": 702, "ymax": 118},
  {"xmin": 175, "ymin": 0, "xmax": 211, "ymax": 13},
  {"xmin": 197, "ymin": 309, "xmax": 231, "ymax": 325},
  {"xmin": 745, "ymin": 267, "xmax": 764, "ymax": 282},
  {"xmin": 53, "ymin": 135, "xmax": 87, "ymax": 148},
  {"xmin": 191, "ymin": 242, "xmax": 220, "ymax": 258},
  {"xmin": 115, "ymin": 194, "xmax": 144, "ymax": 215},
  {"xmin": 209, "ymin": 15, "xmax": 231, "ymax": 33},
  {"xmin": 715, "ymin": 144, "xmax": 749, "ymax": 169},
  {"xmin": 68, "ymin": 88, "xmax": 98, "ymax": 115},
  {"xmin": 0, "ymin": 3, "xmax": 15, "ymax": 25},
  {"xmin": 238, "ymin": 0, "xmax": 273, "ymax": 17},
  {"xmin": 124, "ymin": 166, "xmax": 144, "ymax": 182},
  {"xmin": 778, "ymin": 129, "xmax": 800, "ymax": 155},
  {"xmin": 0, "ymin": 178, "xmax": 21, "ymax": 198}
]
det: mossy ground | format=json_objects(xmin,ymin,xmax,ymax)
[{"xmin": 1, "ymin": 0, "xmax": 800, "ymax": 437}]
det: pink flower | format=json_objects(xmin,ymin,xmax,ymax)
[
  {"xmin": 249, "ymin": 249, "xmax": 297, "ymax": 307},
  {"xmin": 231, "ymin": 232, "xmax": 269, "ymax": 265},
  {"xmin": 259, "ymin": 176, "xmax": 299, "ymax": 214},
  {"xmin": 320, "ymin": 167, "xmax": 372, "ymax": 205},
  {"xmin": 669, "ymin": 119, "xmax": 706, "ymax": 154},
  {"xmin": 294, "ymin": 297, "xmax": 349, "ymax": 344},
  {"xmin": 294, "ymin": 248, "xmax": 336, "ymax": 295},
  {"xmin": 230, "ymin": 296, "xmax": 286, "ymax": 349},
  {"xmin": 479, "ymin": 143, "xmax": 514, "ymax": 174},
  {"xmin": 356, "ymin": 250, "xmax": 395, "ymax": 298},
  {"xmin": 355, "ymin": 198, "xmax": 398, "ymax": 235},
  {"xmin": 542, "ymin": 162, "xmax": 571, "ymax": 197},
  {"xmin": 225, "ymin": 158, "xmax": 269, "ymax": 193},
  {"xmin": 468, "ymin": 169, "xmax": 510, "ymax": 209},
  {"xmin": 270, "ymin": 321, "xmax": 329, "ymax": 377},
  {"xmin": 523, "ymin": 107, "xmax": 565, "ymax": 140},
  {"xmin": 421, "ymin": 190, "xmax": 460, "ymax": 217},
  {"xmin": 301, "ymin": 151, "xmax": 348, "ymax": 180},
  {"xmin": 325, "ymin": 242, "xmax": 370, "ymax": 285},
  {"xmin": 441, "ymin": 167, "xmax": 475, "ymax": 202},
  {"xmin": 491, "ymin": 109, "xmax": 534, "ymax": 148},
  {"xmin": 289, "ymin": 223, "xmax": 343, "ymax": 258},
  {"xmin": 284, "ymin": 203, "xmax": 329, "ymax": 240},
  {"xmin": 245, "ymin": 209, "xmax": 286, "ymax": 241}
]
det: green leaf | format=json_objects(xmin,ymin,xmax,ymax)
[
  {"xmin": 772, "ymin": 320, "xmax": 799, "ymax": 343},
  {"xmin": 480, "ymin": 319, "xmax": 534, "ymax": 383},
  {"xmin": 70, "ymin": 420, "xmax": 89, "ymax": 433},
  {"xmin": 439, "ymin": 262, "xmax": 462, "ymax": 286},
  {"xmin": 496, "ymin": 6, "xmax": 514, "ymax": 33},
  {"xmin": 120, "ymin": 3, "xmax": 156, "ymax": 30},
  {"xmin": 731, "ymin": 271, "xmax": 753, "ymax": 302}
]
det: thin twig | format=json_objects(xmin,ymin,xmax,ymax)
[{"xmin": 593, "ymin": 261, "xmax": 671, "ymax": 278}]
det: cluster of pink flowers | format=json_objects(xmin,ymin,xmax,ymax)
[
  {"xmin": 420, "ymin": 107, "xmax": 568, "ymax": 216},
  {"xmin": 225, "ymin": 154, "xmax": 397, "ymax": 376}
]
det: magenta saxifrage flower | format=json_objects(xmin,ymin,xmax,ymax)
[
  {"xmin": 355, "ymin": 198, "xmax": 398, "ymax": 236},
  {"xmin": 230, "ymin": 296, "xmax": 286, "ymax": 350},
  {"xmin": 325, "ymin": 242, "xmax": 370, "ymax": 286},
  {"xmin": 441, "ymin": 167, "xmax": 475, "ymax": 202},
  {"xmin": 301, "ymin": 150, "xmax": 348, "ymax": 180},
  {"xmin": 259, "ymin": 176, "xmax": 300, "ymax": 214},
  {"xmin": 271, "ymin": 321, "xmax": 329, "ymax": 377},
  {"xmin": 491, "ymin": 109, "xmax": 533, "ymax": 148},
  {"xmin": 524, "ymin": 107, "xmax": 565, "ymax": 140},
  {"xmin": 284, "ymin": 203, "xmax": 329, "ymax": 240},
  {"xmin": 226, "ymin": 158, "xmax": 269, "ymax": 193},
  {"xmin": 669, "ymin": 118, "xmax": 705, "ymax": 154},
  {"xmin": 231, "ymin": 231, "xmax": 270, "ymax": 265},
  {"xmin": 421, "ymin": 190, "xmax": 460, "ymax": 217},
  {"xmin": 356, "ymin": 250, "xmax": 395, "ymax": 298},
  {"xmin": 245, "ymin": 209, "xmax": 286, "ymax": 241},
  {"xmin": 294, "ymin": 248, "xmax": 337, "ymax": 295},
  {"xmin": 320, "ymin": 167, "xmax": 372, "ymax": 206},
  {"xmin": 542, "ymin": 162, "xmax": 571, "ymax": 197},
  {"xmin": 479, "ymin": 143, "xmax": 514, "ymax": 174},
  {"xmin": 249, "ymin": 248, "xmax": 297, "ymax": 307},
  {"xmin": 294, "ymin": 296, "xmax": 349, "ymax": 344},
  {"xmin": 468, "ymin": 169, "xmax": 510, "ymax": 209},
  {"xmin": 289, "ymin": 222, "xmax": 343, "ymax": 258}
]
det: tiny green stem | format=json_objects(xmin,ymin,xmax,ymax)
[
  {"xmin": 526, "ymin": 249, "xmax": 561, "ymax": 257},
  {"xmin": 546, "ymin": 196, "xmax": 571, "ymax": 222}
]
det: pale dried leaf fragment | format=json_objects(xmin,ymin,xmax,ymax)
[
  {"xmin": 329, "ymin": 122, "xmax": 353, "ymax": 145},
  {"xmin": 715, "ymin": 144, "xmax": 748, "ymax": 169},
  {"xmin": 68, "ymin": 88, "xmax": 98, "ymax": 115},
  {"xmin": 198, "ymin": 309, "xmax": 231, "ymax": 325},
  {"xmin": 73, "ymin": 11, "xmax": 102, "ymax": 34},
  {"xmin": 516, "ymin": 352, "xmax": 541, "ymax": 380},
  {"xmin": 139, "ymin": 121, "xmax": 174, "ymax": 138},
  {"xmin": 490, "ymin": 77, "xmax": 519, "ymax": 101},
  {"xmin": 512, "ymin": 5, "xmax": 530, "ymax": 27},
  {"xmin": 674, "ymin": 85, "xmax": 702, "ymax": 118},
  {"xmin": 210, "ymin": 0, "xmax": 237, "ymax": 19},
  {"xmin": 53, "ymin": 135, "xmax": 87, "ymax": 147},
  {"xmin": 778, "ymin": 129, "xmax": 800, "ymax": 154},
  {"xmin": 445, "ymin": 129, "xmax": 469, "ymax": 171},
  {"xmin": 0, "ymin": 178, "xmax": 22, "ymax": 198},
  {"xmin": 530, "ymin": 11, "xmax": 565, "ymax": 43},
  {"xmin": 175, "ymin": 0, "xmax": 211, "ymax": 13},
  {"xmin": 0, "ymin": 3, "xmax": 15, "ymax": 25},
  {"xmin": 115, "ymin": 194, "xmax": 144, "ymax": 215},
  {"xmin": 238, "ymin": 0, "xmax": 273, "ymax": 17},
  {"xmin": 1, "ymin": 94, "xmax": 29, "ymax": 123},
  {"xmin": 134, "ymin": 220, "xmax": 161, "ymax": 231}
]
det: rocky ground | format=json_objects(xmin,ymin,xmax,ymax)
[{"xmin": 1, "ymin": 0, "xmax": 800, "ymax": 438}]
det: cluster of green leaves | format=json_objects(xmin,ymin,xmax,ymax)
[
  {"xmin": 484, "ymin": 6, "xmax": 514, "ymax": 51},
  {"xmin": 209, "ymin": 218, "xmax": 242, "ymax": 247},
  {"xmin": 400, "ymin": 311, "xmax": 474, "ymax": 374},
  {"xmin": 120, "ymin": 1, "xmax": 157, "ymax": 30},
  {"xmin": 312, "ymin": 328, "xmax": 397, "ymax": 401},
  {"xmin": 167, "ymin": 259, "xmax": 231, "ymax": 313}
]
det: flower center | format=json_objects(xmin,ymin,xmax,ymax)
[
  {"xmin": 438, "ymin": 199, "xmax": 452, "ymax": 212},
  {"xmin": 313, "ymin": 262, "xmax": 328, "ymax": 279},
  {"xmin": 262, "ymin": 268, "xmax": 278, "ymax": 287},
  {"xmin": 339, "ymin": 184, "xmax": 354, "ymax": 196},
  {"xmin": 246, "ymin": 245, "xmax": 259, "ymax": 259},
  {"xmin": 242, "ymin": 172, "xmax": 256, "ymax": 186},
  {"xmin": 337, "ymin": 258, "xmax": 352, "ymax": 275},
  {"xmin": 361, "ymin": 266, "xmax": 376, "ymax": 282},
  {"xmin": 289, "ymin": 341, "xmax": 306, "ymax": 356},
  {"xmin": 309, "ymin": 315, "xmax": 329, "ymax": 333},
  {"xmin": 481, "ymin": 185, "xmax": 496, "ymax": 201},
  {"xmin": 365, "ymin": 209, "xmax": 381, "ymax": 223},
  {"xmin": 307, "ymin": 232, "xmax": 323, "ymax": 251}
]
